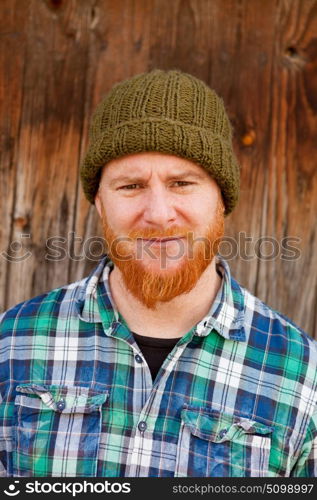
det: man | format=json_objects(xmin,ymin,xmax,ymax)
[{"xmin": 1, "ymin": 69, "xmax": 316, "ymax": 478}]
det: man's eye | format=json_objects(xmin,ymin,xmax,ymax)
[
  {"xmin": 118, "ymin": 181, "xmax": 193, "ymax": 190},
  {"xmin": 173, "ymin": 181, "xmax": 193, "ymax": 187},
  {"xmin": 119, "ymin": 184, "xmax": 141, "ymax": 190}
]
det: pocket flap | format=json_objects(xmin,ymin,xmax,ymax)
[
  {"xmin": 15, "ymin": 384, "xmax": 108, "ymax": 413},
  {"xmin": 181, "ymin": 404, "xmax": 273, "ymax": 443}
]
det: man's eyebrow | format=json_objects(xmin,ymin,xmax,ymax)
[{"xmin": 108, "ymin": 170, "xmax": 205, "ymax": 186}]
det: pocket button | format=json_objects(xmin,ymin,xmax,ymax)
[
  {"xmin": 56, "ymin": 399, "xmax": 65, "ymax": 411},
  {"xmin": 219, "ymin": 428, "xmax": 228, "ymax": 439}
]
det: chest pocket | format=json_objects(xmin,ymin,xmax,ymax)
[
  {"xmin": 175, "ymin": 405, "xmax": 273, "ymax": 477},
  {"xmin": 13, "ymin": 384, "xmax": 108, "ymax": 477}
]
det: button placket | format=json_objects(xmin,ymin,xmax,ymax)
[{"xmin": 127, "ymin": 341, "xmax": 192, "ymax": 477}]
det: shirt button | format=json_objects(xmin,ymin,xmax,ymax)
[
  {"xmin": 138, "ymin": 421, "xmax": 147, "ymax": 432},
  {"xmin": 56, "ymin": 399, "xmax": 65, "ymax": 411},
  {"xmin": 219, "ymin": 428, "xmax": 228, "ymax": 438},
  {"xmin": 135, "ymin": 354, "xmax": 143, "ymax": 363}
]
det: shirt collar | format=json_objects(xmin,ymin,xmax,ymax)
[
  {"xmin": 76, "ymin": 254, "xmax": 246, "ymax": 342},
  {"xmin": 194, "ymin": 257, "xmax": 246, "ymax": 341}
]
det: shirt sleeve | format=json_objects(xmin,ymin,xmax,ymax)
[
  {"xmin": 291, "ymin": 407, "xmax": 317, "ymax": 477},
  {"xmin": 0, "ymin": 389, "xmax": 6, "ymax": 477},
  {"xmin": 0, "ymin": 315, "xmax": 8, "ymax": 476}
]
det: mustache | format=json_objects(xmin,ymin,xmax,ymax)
[{"xmin": 125, "ymin": 226, "xmax": 194, "ymax": 240}]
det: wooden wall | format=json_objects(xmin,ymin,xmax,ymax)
[{"xmin": 1, "ymin": 0, "xmax": 316, "ymax": 337}]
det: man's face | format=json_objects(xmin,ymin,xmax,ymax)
[{"xmin": 95, "ymin": 152, "xmax": 225, "ymax": 309}]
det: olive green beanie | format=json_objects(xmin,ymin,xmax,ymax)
[{"xmin": 80, "ymin": 69, "xmax": 240, "ymax": 215}]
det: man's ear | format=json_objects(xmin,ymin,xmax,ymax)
[
  {"xmin": 95, "ymin": 189, "xmax": 102, "ymax": 218},
  {"xmin": 220, "ymin": 193, "xmax": 225, "ymax": 214}
]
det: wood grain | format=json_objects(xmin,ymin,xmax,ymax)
[{"xmin": 0, "ymin": 0, "xmax": 316, "ymax": 336}]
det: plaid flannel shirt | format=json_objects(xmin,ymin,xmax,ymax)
[{"xmin": 1, "ymin": 255, "xmax": 317, "ymax": 477}]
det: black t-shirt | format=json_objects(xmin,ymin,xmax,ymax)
[{"xmin": 132, "ymin": 332, "xmax": 180, "ymax": 381}]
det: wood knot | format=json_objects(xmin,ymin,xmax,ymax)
[
  {"xmin": 285, "ymin": 46, "xmax": 298, "ymax": 58},
  {"xmin": 241, "ymin": 130, "xmax": 256, "ymax": 146},
  {"xmin": 14, "ymin": 216, "xmax": 30, "ymax": 229},
  {"xmin": 45, "ymin": 0, "xmax": 63, "ymax": 11},
  {"xmin": 50, "ymin": 0, "xmax": 63, "ymax": 7},
  {"xmin": 284, "ymin": 46, "xmax": 306, "ymax": 68}
]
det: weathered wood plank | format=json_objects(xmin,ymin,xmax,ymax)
[
  {"xmin": 255, "ymin": 0, "xmax": 317, "ymax": 335},
  {"xmin": 0, "ymin": 1, "xmax": 29, "ymax": 311},
  {"xmin": 1, "ymin": 0, "xmax": 93, "ymax": 309}
]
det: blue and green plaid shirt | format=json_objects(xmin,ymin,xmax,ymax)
[{"xmin": 1, "ymin": 255, "xmax": 317, "ymax": 477}]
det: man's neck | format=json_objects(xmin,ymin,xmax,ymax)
[{"xmin": 108, "ymin": 259, "xmax": 222, "ymax": 339}]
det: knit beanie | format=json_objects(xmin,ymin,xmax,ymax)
[{"xmin": 80, "ymin": 69, "xmax": 240, "ymax": 215}]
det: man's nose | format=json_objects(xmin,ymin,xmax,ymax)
[{"xmin": 142, "ymin": 185, "xmax": 177, "ymax": 227}]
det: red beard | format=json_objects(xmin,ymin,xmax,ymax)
[{"xmin": 99, "ymin": 200, "xmax": 224, "ymax": 309}]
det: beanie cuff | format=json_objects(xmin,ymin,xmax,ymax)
[{"xmin": 80, "ymin": 118, "xmax": 239, "ymax": 215}]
